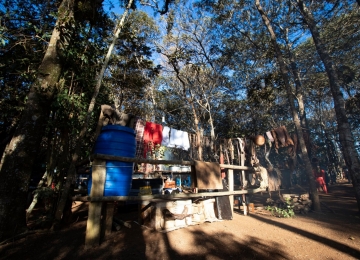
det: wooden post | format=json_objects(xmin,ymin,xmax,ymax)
[
  {"xmin": 190, "ymin": 165, "xmax": 196, "ymax": 188},
  {"xmin": 239, "ymin": 138, "xmax": 247, "ymax": 215},
  {"xmin": 228, "ymin": 169, "xmax": 234, "ymax": 214},
  {"xmin": 239, "ymin": 138, "xmax": 246, "ymax": 187},
  {"xmin": 103, "ymin": 202, "xmax": 115, "ymax": 238},
  {"xmin": 85, "ymin": 159, "xmax": 106, "ymax": 247},
  {"xmin": 138, "ymin": 200, "xmax": 150, "ymax": 225}
]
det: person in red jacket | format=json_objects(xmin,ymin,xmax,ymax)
[{"xmin": 313, "ymin": 166, "xmax": 328, "ymax": 194}]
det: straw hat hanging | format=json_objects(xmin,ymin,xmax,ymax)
[{"xmin": 252, "ymin": 135, "xmax": 266, "ymax": 146}]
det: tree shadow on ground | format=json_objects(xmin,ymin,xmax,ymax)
[
  {"xmin": 1, "ymin": 182, "xmax": 359, "ymax": 259},
  {"xmin": 157, "ymin": 230, "xmax": 289, "ymax": 260},
  {"xmin": 0, "ymin": 208, "xmax": 288, "ymax": 260},
  {"xmin": 0, "ymin": 220, "xmax": 289, "ymax": 260},
  {"xmin": 250, "ymin": 213, "xmax": 360, "ymax": 259}
]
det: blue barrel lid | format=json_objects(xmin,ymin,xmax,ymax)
[{"xmin": 101, "ymin": 125, "xmax": 135, "ymax": 135}]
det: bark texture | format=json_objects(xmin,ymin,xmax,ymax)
[
  {"xmin": 255, "ymin": 0, "xmax": 321, "ymax": 211},
  {"xmin": 0, "ymin": 0, "xmax": 75, "ymax": 241},
  {"xmin": 296, "ymin": 0, "xmax": 360, "ymax": 212},
  {"xmin": 284, "ymin": 30, "xmax": 311, "ymax": 160},
  {"xmin": 52, "ymin": 0, "xmax": 134, "ymax": 229}
]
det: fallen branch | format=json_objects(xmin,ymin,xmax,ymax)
[
  {"xmin": 26, "ymin": 171, "xmax": 48, "ymax": 221},
  {"xmin": 296, "ymin": 184, "xmax": 308, "ymax": 192},
  {"xmin": 320, "ymin": 201, "xmax": 336, "ymax": 214},
  {"xmin": 0, "ymin": 230, "xmax": 47, "ymax": 246},
  {"xmin": 112, "ymin": 221, "xmax": 121, "ymax": 231},
  {"xmin": 113, "ymin": 217, "xmax": 131, "ymax": 228}
]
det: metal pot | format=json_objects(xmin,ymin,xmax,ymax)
[
  {"xmin": 169, "ymin": 165, "xmax": 180, "ymax": 172},
  {"xmin": 181, "ymin": 166, "xmax": 191, "ymax": 172}
]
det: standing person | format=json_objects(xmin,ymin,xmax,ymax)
[{"xmin": 313, "ymin": 166, "xmax": 328, "ymax": 194}]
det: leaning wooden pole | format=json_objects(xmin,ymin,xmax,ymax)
[{"xmin": 52, "ymin": 0, "xmax": 134, "ymax": 230}]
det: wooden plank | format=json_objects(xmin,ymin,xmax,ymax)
[
  {"xmin": 194, "ymin": 161, "xmax": 222, "ymax": 189},
  {"xmin": 90, "ymin": 159, "xmax": 106, "ymax": 197},
  {"xmin": 93, "ymin": 154, "xmax": 193, "ymax": 166},
  {"xmin": 73, "ymin": 188, "xmax": 266, "ymax": 202},
  {"xmin": 215, "ymin": 178, "xmax": 233, "ymax": 220},
  {"xmin": 239, "ymin": 138, "xmax": 246, "ymax": 188},
  {"xmin": 215, "ymin": 196, "xmax": 233, "ymax": 220},
  {"xmin": 190, "ymin": 165, "xmax": 196, "ymax": 188},
  {"xmin": 92, "ymin": 153, "xmax": 254, "ymax": 171},
  {"xmin": 85, "ymin": 160, "xmax": 106, "ymax": 247},
  {"xmin": 228, "ymin": 169, "xmax": 234, "ymax": 214},
  {"xmin": 238, "ymin": 138, "xmax": 248, "ymax": 215}
]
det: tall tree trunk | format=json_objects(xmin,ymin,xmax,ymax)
[
  {"xmin": 322, "ymin": 123, "xmax": 337, "ymax": 172},
  {"xmin": 202, "ymin": 92, "xmax": 216, "ymax": 154},
  {"xmin": 0, "ymin": 0, "xmax": 75, "ymax": 241},
  {"xmin": 191, "ymin": 102, "xmax": 203, "ymax": 161},
  {"xmin": 26, "ymin": 171, "xmax": 48, "ymax": 221},
  {"xmin": 296, "ymin": 0, "xmax": 360, "ymax": 212},
  {"xmin": 52, "ymin": 0, "xmax": 134, "ymax": 229},
  {"xmin": 208, "ymin": 107, "xmax": 216, "ymax": 153},
  {"xmin": 167, "ymin": 58, "xmax": 204, "ymax": 161},
  {"xmin": 284, "ymin": 29, "xmax": 312, "ymax": 159},
  {"xmin": 255, "ymin": 0, "xmax": 321, "ymax": 211}
]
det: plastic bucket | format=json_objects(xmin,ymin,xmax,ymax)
[{"xmin": 89, "ymin": 125, "xmax": 136, "ymax": 196}]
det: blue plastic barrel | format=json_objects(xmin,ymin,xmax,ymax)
[
  {"xmin": 182, "ymin": 175, "xmax": 192, "ymax": 188},
  {"xmin": 87, "ymin": 176, "xmax": 92, "ymax": 195},
  {"xmin": 89, "ymin": 125, "xmax": 136, "ymax": 196}
]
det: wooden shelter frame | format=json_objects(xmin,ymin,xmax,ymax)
[{"xmin": 73, "ymin": 153, "xmax": 265, "ymax": 247}]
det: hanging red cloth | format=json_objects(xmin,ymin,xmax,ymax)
[
  {"xmin": 313, "ymin": 168, "xmax": 328, "ymax": 194},
  {"xmin": 143, "ymin": 122, "xmax": 163, "ymax": 158}
]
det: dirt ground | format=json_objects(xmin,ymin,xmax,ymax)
[{"xmin": 1, "ymin": 180, "xmax": 360, "ymax": 260}]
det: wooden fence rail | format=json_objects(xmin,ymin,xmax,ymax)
[
  {"xmin": 83, "ymin": 155, "xmax": 261, "ymax": 248},
  {"xmin": 92, "ymin": 153, "xmax": 254, "ymax": 170},
  {"xmin": 73, "ymin": 188, "xmax": 265, "ymax": 202}
]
